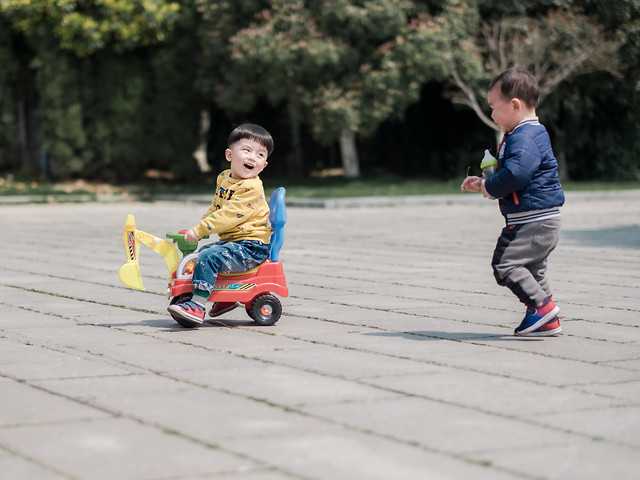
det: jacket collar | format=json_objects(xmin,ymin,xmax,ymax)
[{"xmin": 509, "ymin": 117, "xmax": 540, "ymax": 134}]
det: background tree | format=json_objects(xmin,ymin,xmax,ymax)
[
  {"xmin": 0, "ymin": 0, "xmax": 197, "ymax": 179},
  {"xmin": 198, "ymin": 0, "xmax": 477, "ymax": 177},
  {"xmin": 0, "ymin": 0, "xmax": 638, "ymax": 182},
  {"xmin": 0, "ymin": 15, "xmax": 21, "ymax": 174},
  {"xmin": 445, "ymin": 5, "xmax": 622, "ymax": 156},
  {"xmin": 0, "ymin": 0, "xmax": 181, "ymax": 56},
  {"xmin": 547, "ymin": 0, "xmax": 640, "ymax": 180}
]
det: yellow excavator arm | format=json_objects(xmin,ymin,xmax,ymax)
[{"xmin": 118, "ymin": 214, "xmax": 179, "ymax": 290}]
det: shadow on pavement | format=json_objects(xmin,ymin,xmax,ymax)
[
  {"xmin": 563, "ymin": 225, "xmax": 640, "ymax": 249},
  {"xmin": 103, "ymin": 318, "xmax": 262, "ymax": 330},
  {"xmin": 364, "ymin": 331, "xmax": 543, "ymax": 342}
]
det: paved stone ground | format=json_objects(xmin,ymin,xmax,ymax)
[{"xmin": 1, "ymin": 190, "xmax": 639, "ymax": 480}]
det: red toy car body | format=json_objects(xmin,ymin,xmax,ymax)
[{"xmin": 166, "ymin": 187, "xmax": 288, "ymax": 327}]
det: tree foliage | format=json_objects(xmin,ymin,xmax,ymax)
[
  {"xmin": 0, "ymin": 0, "xmax": 638, "ymax": 182},
  {"xmin": 0, "ymin": 16, "xmax": 20, "ymax": 173},
  {"xmin": 546, "ymin": 0, "xmax": 640, "ymax": 179},
  {"xmin": 446, "ymin": 5, "xmax": 622, "ymax": 133},
  {"xmin": 0, "ymin": 0, "xmax": 181, "ymax": 56},
  {"xmin": 198, "ymin": 0, "xmax": 477, "ymax": 176},
  {"xmin": 0, "ymin": 0, "xmax": 199, "ymax": 180}
]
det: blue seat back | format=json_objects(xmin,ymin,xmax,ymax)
[{"xmin": 268, "ymin": 187, "xmax": 287, "ymax": 261}]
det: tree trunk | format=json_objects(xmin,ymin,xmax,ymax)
[
  {"xmin": 286, "ymin": 103, "xmax": 303, "ymax": 176},
  {"xmin": 16, "ymin": 63, "xmax": 41, "ymax": 176},
  {"xmin": 339, "ymin": 127, "xmax": 360, "ymax": 178},
  {"xmin": 17, "ymin": 99, "xmax": 30, "ymax": 171},
  {"xmin": 556, "ymin": 150, "xmax": 568, "ymax": 182},
  {"xmin": 193, "ymin": 110, "xmax": 212, "ymax": 172}
]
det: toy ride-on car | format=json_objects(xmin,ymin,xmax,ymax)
[{"xmin": 118, "ymin": 187, "xmax": 288, "ymax": 328}]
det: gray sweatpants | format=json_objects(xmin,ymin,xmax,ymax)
[{"xmin": 491, "ymin": 217, "xmax": 561, "ymax": 307}]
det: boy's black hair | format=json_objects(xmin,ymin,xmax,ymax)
[
  {"xmin": 489, "ymin": 68, "xmax": 539, "ymax": 109},
  {"xmin": 228, "ymin": 123, "xmax": 274, "ymax": 156}
]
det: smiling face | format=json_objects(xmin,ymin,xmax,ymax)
[{"xmin": 226, "ymin": 138, "xmax": 269, "ymax": 179}]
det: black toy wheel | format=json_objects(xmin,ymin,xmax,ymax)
[
  {"xmin": 169, "ymin": 294, "xmax": 197, "ymax": 328},
  {"xmin": 248, "ymin": 294, "xmax": 282, "ymax": 326}
]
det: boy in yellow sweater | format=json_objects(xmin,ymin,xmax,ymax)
[{"xmin": 168, "ymin": 123, "xmax": 273, "ymax": 327}]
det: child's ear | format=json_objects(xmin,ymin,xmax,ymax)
[
  {"xmin": 225, "ymin": 148, "xmax": 232, "ymax": 162},
  {"xmin": 511, "ymin": 98, "xmax": 522, "ymax": 111}
]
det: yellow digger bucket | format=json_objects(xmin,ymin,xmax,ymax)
[{"xmin": 118, "ymin": 214, "xmax": 179, "ymax": 290}]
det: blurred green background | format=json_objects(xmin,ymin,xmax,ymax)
[{"xmin": 1, "ymin": 0, "xmax": 639, "ymax": 195}]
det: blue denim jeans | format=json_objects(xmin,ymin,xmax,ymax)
[{"xmin": 192, "ymin": 240, "xmax": 270, "ymax": 294}]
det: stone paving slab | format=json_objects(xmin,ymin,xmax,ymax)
[
  {"xmin": 0, "ymin": 417, "xmax": 263, "ymax": 480},
  {"xmin": 1, "ymin": 191, "xmax": 639, "ymax": 479}
]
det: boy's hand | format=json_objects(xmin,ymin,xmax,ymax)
[
  {"xmin": 461, "ymin": 176, "xmax": 482, "ymax": 192},
  {"xmin": 184, "ymin": 229, "xmax": 200, "ymax": 242}
]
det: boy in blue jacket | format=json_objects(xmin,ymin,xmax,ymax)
[{"xmin": 461, "ymin": 68, "xmax": 565, "ymax": 337}]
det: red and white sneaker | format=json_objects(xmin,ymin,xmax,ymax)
[
  {"xmin": 168, "ymin": 301, "xmax": 205, "ymax": 327},
  {"xmin": 519, "ymin": 316, "xmax": 562, "ymax": 337},
  {"xmin": 514, "ymin": 296, "xmax": 559, "ymax": 335}
]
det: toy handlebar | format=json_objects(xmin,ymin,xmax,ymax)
[{"xmin": 166, "ymin": 230, "xmax": 210, "ymax": 256}]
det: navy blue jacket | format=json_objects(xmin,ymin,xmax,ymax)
[{"xmin": 485, "ymin": 120, "xmax": 565, "ymax": 220}]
